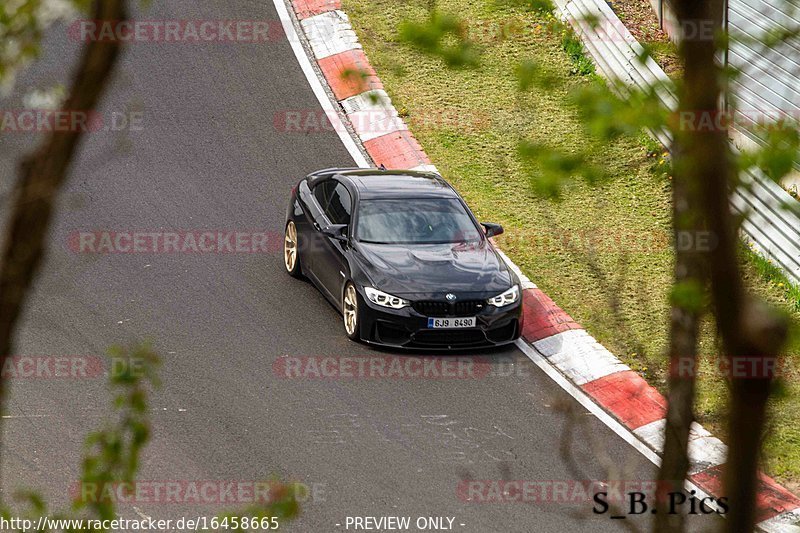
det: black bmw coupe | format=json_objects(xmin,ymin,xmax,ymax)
[{"xmin": 284, "ymin": 168, "xmax": 523, "ymax": 349}]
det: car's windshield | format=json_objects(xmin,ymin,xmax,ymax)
[{"xmin": 355, "ymin": 198, "xmax": 483, "ymax": 244}]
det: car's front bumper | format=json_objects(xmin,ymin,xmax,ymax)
[{"xmin": 357, "ymin": 292, "xmax": 523, "ymax": 350}]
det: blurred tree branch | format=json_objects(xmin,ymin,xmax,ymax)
[
  {"xmin": 656, "ymin": 1, "xmax": 790, "ymax": 531},
  {"xmin": 0, "ymin": 0, "xmax": 127, "ymax": 460}
]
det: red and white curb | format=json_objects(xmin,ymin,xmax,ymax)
[
  {"xmin": 274, "ymin": 0, "xmax": 800, "ymax": 529},
  {"xmin": 284, "ymin": 0, "xmax": 434, "ymax": 172}
]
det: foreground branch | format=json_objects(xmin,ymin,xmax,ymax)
[
  {"xmin": 0, "ymin": 0, "xmax": 127, "ymax": 452},
  {"xmin": 656, "ymin": 1, "xmax": 790, "ymax": 532}
]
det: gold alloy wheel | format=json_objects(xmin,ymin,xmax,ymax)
[
  {"xmin": 343, "ymin": 284, "xmax": 358, "ymax": 336},
  {"xmin": 284, "ymin": 221, "xmax": 298, "ymax": 273}
]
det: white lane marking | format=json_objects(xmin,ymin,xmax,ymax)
[
  {"xmin": 132, "ymin": 506, "xmax": 152, "ymax": 520},
  {"xmin": 2, "ymin": 408, "xmax": 186, "ymax": 419},
  {"xmin": 301, "ymin": 11, "xmax": 362, "ymax": 60},
  {"xmin": 532, "ymin": 329, "xmax": 629, "ymax": 385},
  {"xmin": 271, "ymin": 0, "xmax": 369, "ymax": 167},
  {"xmin": 411, "ymin": 164, "xmax": 439, "ymax": 173}
]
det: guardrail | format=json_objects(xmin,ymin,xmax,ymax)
[{"xmin": 552, "ymin": 0, "xmax": 800, "ymax": 285}]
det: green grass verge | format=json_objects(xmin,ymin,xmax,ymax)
[{"xmin": 341, "ymin": 0, "xmax": 800, "ymax": 489}]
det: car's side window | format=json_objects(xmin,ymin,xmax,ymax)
[
  {"xmin": 312, "ymin": 181, "xmax": 334, "ymax": 211},
  {"xmin": 324, "ymin": 182, "xmax": 352, "ymax": 225}
]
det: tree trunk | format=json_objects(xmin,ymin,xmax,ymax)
[
  {"xmin": 654, "ymin": 156, "xmax": 703, "ymax": 532},
  {"xmin": 656, "ymin": 1, "xmax": 789, "ymax": 532},
  {"xmin": 0, "ymin": 0, "xmax": 127, "ymax": 449}
]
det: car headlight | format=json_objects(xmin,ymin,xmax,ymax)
[
  {"xmin": 487, "ymin": 285, "xmax": 520, "ymax": 307},
  {"xmin": 364, "ymin": 287, "xmax": 409, "ymax": 309}
]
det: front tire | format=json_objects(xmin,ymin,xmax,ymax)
[
  {"xmin": 284, "ymin": 220, "xmax": 302, "ymax": 278},
  {"xmin": 343, "ymin": 282, "xmax": 361, "ymax": 341}
]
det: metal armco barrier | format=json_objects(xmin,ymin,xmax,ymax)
[{"xmin": 553, "ymin": 0, "xmax": 800, "ymax": 285}]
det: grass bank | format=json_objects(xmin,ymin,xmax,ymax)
[{"xmin": 342, "ymin": 0, "xmax": 800, "ymax": 489}]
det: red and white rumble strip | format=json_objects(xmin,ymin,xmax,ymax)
[
  {"xmin": 280, "ymin": 0, "xmax": 800, "ymax": 529},
  {"xmin": 289, "ymin": 0, "xmax": 434, "ymax": 172}
]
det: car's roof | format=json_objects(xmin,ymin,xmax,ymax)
[{"xmin": 335, "ymin": 170, "xmax": 459, "ymax": 199}]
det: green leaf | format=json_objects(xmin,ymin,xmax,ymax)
[{"xmin": 399, "ymin": 11, "xmax": 481, "ymax": 68}]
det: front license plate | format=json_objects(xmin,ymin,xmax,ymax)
[{"xmin": 427, "ymin": 317, "xmax": 476, "ymax": 329}]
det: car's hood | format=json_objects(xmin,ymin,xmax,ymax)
[{"xmin": 353, "ymin": 240, "xmax": 513, "ymax": 297}]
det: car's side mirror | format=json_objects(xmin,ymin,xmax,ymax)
[
  {"xmin": 481, "ymin": 222, "xmax": 504, "ymax": 238},
  {"xmin": 322, "ymin": 223, "xmax": 349, "ymax": 242}
]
